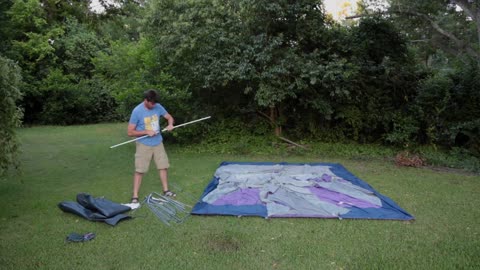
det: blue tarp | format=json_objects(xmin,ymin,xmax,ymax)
[{"xmin": 192, "ymin": 162, "xmax": 414, "ymax": 220}]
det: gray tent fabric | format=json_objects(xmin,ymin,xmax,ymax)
[
  {"xmin": 203, "ymin": 164, "xmax": 381, "ymax": 217},
  {"xmin": 58, "ymin": 193, "xmax": 132, "ymax": 226}
]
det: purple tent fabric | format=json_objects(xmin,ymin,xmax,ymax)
[
  {"xmin": 308, "ymin": 187, "xmax": 381, "ymax": 209},
  {"xmin": 212, "ymin": 188, "xmax": 261, "ymax": 206}
]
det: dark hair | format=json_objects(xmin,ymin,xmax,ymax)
[{"xmin": 143, "ymin": 89, "xmax": 158, "ymax": 103}]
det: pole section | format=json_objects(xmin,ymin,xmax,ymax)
[{"xmin": 110, "ymin": 116, "xmax": 211, "ymax": 149}]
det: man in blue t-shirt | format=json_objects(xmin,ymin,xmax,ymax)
[{"xmin": 127, "ymin": 90, "xmax": 175, "ymax": 203}]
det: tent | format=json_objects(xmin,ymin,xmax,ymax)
[{"xmin": 192, "ymin": 162, "xmax": 414, "ymax": 220}]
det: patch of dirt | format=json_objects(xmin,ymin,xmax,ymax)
[{"xmin": 206, "ymin": 234, "xmax": 240, "ymax": 252}]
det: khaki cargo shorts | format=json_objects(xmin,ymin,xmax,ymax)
[{"xmin": 135, "ymin": 142, "xmax": 170, "ymax": 173}]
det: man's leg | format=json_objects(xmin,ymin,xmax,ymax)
[
  {"xmin": 158, "ymin": 169, "xmax": 168, "ymax": 192},
  {"xmin": 152, "ymin": 143, "xmax": 172, "ymax": 195},
  {"xmin": 132, "ymin": 172, "xmax": 144, "ymax": 201},
  {"xmin": 133, "ymin": 142, "xmax": 152, "ymax": 202}
]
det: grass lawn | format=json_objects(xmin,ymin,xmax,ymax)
[{"xmin": 1, "ymin": 123, "xmax": 479, "ymax": 269}]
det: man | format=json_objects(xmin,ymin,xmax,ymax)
[{"xmin": 127, "ymin": 89, "xmax": 175, "ymax": 204}]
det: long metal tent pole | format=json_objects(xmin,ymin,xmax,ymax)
[{"xmin": 110, "ymin": 116, "xmax": 211, "ymax": 149}]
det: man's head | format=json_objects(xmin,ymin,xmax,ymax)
[{"xmin": 143, "ymin": 89, "xmax": 158, "ymax": 109}]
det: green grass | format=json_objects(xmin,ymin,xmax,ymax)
[{"xmin": 1, "ymin": 123, "xmax": 479, "ymax": 269}]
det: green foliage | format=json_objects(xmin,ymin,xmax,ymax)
[
  {"xmin": 292, "ymin": 17, "xmax": 421, "ymax": 143},
  {"xmin": 37, "ymin": 69, "xmax": 119, "ymax": 125},
  {"xmin": 414, "ymin": 61, "xmax": 480, "ymax": 156},
  {"xmin": 145, "ymin": 1, "xmax": 425, "ymax": 144},
  {"xmin": 6, "ymin": 0, "xmax": 61, "ymax": 77},
  {"xmin": 55, "ymin": 18, "xmax": 106, "ymax": 80},
  {"xmin": 0, "ymin": 55, "xmax": 23, "ymax": 176},
  {"xmin": 383, "ymin": 0, "xmax": 480, "ymax": 63},
  {"xmin": 353, "ymin": 16, "xmax": 408, "ymax": 64},
  {"xmin": 95, "ymin": 0, "xmax": 145, "ymax": 42},
  {"xmin": 197, "ymin": 118, "xmax": 276, "ymax": 155},
  {"xmin": 0, "ymin": 0, "xmax": 478, "ymax": 160},
  {"xmin": 93, "ymin": 38, "xmax": 191, "ymax": 119},
  {"xmin": 3, "ymin": 0, "xmax": 131, "ymax": 125},
  {"xmin": 0, "ymin": 0, "xmax": 14, "ymax": 53},
  {"xmin": 447, "ymin": 62, "xmax": 480, "ymax": 157},
  {"xmin": 384, "ymin": 113, "xmax": 419, "ymax": 147},
  {"xmin": 415, "ymin": 70, "xmax": 454, "ymax": 144},
  {"xmin": 8, "ymin": 0, "xmax": 47, "ymax": 33},
  {"xmin": 144, "ymin": 0, "xmax": 251, "ymax": 117},
  {"xmin": 20, "ymin": 16, "xmax": 109, "ymax": 124},
  {"xmin": 144, "ymin": 1, "xmax": 347, "ymax": 138}
]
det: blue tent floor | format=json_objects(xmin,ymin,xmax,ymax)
[{"xmin": 192, "ymin": 162, "xmax": 414, "ymax": 220}]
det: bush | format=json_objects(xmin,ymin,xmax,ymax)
[
  {"xmin": 384, "ymin": 113, "xmax": 420, "ymax": 147},
  {"xmin": 415, "ymin": 62, "xmax": 480, "ymax": 156},
  {"xmin": 0, "ymin": 55, "xmax": 23, "ymax": 175},
  {"xmin": 37, "ymin": 70, "xmax": 119, "ymax": 125},
  {"xmin": 113, "ymin": 74, "xmax": 192, "ymax": 122},
  {"xmin": 415, "ymin": 71, "xmax": 453, "ymax": 144}
]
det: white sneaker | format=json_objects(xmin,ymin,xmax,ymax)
[{"xmin": 122, "ymin": 202, "xmax": 140, "ymax": 210}]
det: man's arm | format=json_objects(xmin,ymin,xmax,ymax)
[
  {"xmin": 127, "ymin": 123, "xmax": 156, "ymax": 137},
  {"xmin": 163, "ymin": 113, "xmax": 175, "ymax": 131}
]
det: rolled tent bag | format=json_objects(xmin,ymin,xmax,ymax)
[{"xmin": 59, "ymin": 193, "xmax": 132, "ymax": 226}]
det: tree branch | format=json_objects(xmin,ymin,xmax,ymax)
[
  {"xmin": 346, "ymin": 10, "xmax": 480, "ymax": 60},
  {"xmin": 257, "ymin": 110, "xmax": 274, "ymax": 126},
  {"xmin": 278, "ymin": 136, "xmax": 308, "ymax": 150},
  {"xmin": 431, "ymin": 35, "xmax": 470, "ymax": 64}
]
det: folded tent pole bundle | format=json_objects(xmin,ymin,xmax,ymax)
[
  {"xmin": 110, "ymin": 116, "xmax": 211, "ymax": 149},
  {"xmin": 144, "ymin": 192, "xmax": 191, "ymax": 226}
]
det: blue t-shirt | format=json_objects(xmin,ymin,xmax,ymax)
[{"xmin": 129, "ymin": 102, "xmax": 168, "ymax": 146}]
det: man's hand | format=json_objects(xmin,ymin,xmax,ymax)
[
  {"xmin": 146, "ymin": 130, "xmax": 157, "ymax": 137},
  {"xmin": 165, "ymin": 124, "xmax": 174, "ymax": 131},
  {"xmin": 128, "ymin": 123, "xmax": 156, "ymax": 138}
]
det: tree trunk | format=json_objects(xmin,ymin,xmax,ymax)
[
  {"xmin": 258, "ymin": 106, "xmax": 282, "ymax": 136},
  {"xmin": 270, "ymin": 106, "xmax": 282, "ymax": 136}
]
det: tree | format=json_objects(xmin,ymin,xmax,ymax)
[
  {"xmin": 6, "ymin": 0, "xmax": 64, "ymax": 123},
  {"xmin": 357, "ymin": 0, "xmax": 480, "ymax": 63},
  {"xmin": 0, "ymin": 55, "xmax": 23, "ymax": 176},
  {"xmin": 146, "ymin": 0, "xmax": 336, "ymax": 136},
  {"xmin": 356, "ymin": 1, "xmax": 480, "ymax": 152},
  {"xmin": 144, "ymin": 0, "xmax": 256, "ymax": 127},
  {"xmin": 93, "ymin": 37, "xmax": 191, "ymax": 120},
  {"xmin": 3, "ymin": 0, "xmax": 120, "ymax": 124},
  {"xmin": 95, "ymin": 0, "xmax": 145, "ymax": 42},
  {"xmin": 55, "ymin": 17, "xmax": 106, "ymax": 81},
  {"xmin": 0, "ymin": 0, "xmax": 14, "ymax": 54}
]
